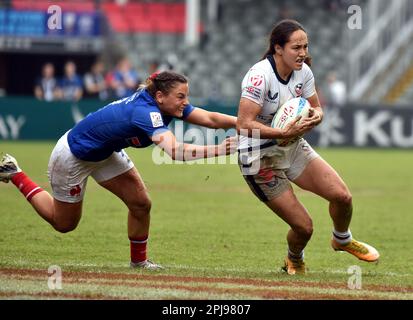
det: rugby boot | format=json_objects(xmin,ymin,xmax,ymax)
[{"xmin": 331, "ymin": 238, "xmax": 379, "ymax": 262}]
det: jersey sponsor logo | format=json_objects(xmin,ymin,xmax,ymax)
[
  {"xmin": 267, "ymin": 90, "xmax": 278, "ymax": 101},
  {"xmin": 250, "ymin": 75, "xmax": 263, "ymax": 87},
  {"xmin": 150, "ymin": 112, "xmax": 164, "ymax": 128},
  {"xmin": 265, "ymin": 90, "xmax": 279, "ymax": 103},
  {"xmin": 295, "ymin": 83, "xmax": 303, "ymax": 96}
]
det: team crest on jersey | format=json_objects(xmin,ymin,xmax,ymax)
[
  {"xmin": 295, "ymin": 83, "xmax": 303, "ymax": 96},
  {"xmin": 150, "ymin": 112, "xmax": 164, "ymax": 128},
  {"xmin": 69, "ymin": 185, "xmax": 81, "ymax": 197},
  {"xmin": 250, "ymin": 75, "xmax": 263, "ymax": 87}
]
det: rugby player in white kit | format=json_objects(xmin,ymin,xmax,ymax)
[{"xmin": 236, "ymin": 19, "xmax": 379, "ymax": 275}]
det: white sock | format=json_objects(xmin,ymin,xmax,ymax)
[
  {"xmin": 333, "ymin": 229, "xmax": 352, "ymax": 245},
  {"xmin": 288, "ymin": 249, "xmax": 304, "ymax": 261}
]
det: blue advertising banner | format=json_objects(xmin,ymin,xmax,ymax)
[{"xmin": 0, "ymin": 9, "xmax": 100, "ymax": 37}]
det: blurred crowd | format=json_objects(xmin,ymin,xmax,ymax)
[
  {"xmin": 34, "ymin": 57, "xmax": 143, "ymax": 102},
  {"xmin": 34, "ymin": 55, "xmax": 347, "ymax": 108}
]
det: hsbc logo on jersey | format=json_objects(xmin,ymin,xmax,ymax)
[{"xmin": 250, "ymin": 75, "xmax": 264, "ymax": 87}]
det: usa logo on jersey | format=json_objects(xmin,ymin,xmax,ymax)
[{"xmin": 295, "ymin": 83, "xmax": 303, "ymax": 96}]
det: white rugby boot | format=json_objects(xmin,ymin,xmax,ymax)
[{"xmin": 130, "ymin": 259, "xmax": 164, "ymax": 270}]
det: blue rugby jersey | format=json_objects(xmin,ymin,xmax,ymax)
[{"xmin": 67, "ymin": 89, "xmax": 194, "ymax": 161}]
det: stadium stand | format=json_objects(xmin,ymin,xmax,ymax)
[
  {"xmin": 101, "ymin": 0, "xmax": 354, "ymax": 101},
  {"xmin": 6, "ymin": 0, "xmax": 383, "ymax": 103},
  {"xmin": 347, "ymin": 0, "xmax": 413, "ymax": 105},
  {"xmin": 102, "ymin": 2, "xmax": 187, "ymax": 33},
  {"xmin": 12, "ymin": 0, "xmax": 96, "ymax": 12},
  {"xmin": 388, "ymin": 63, "xmax": 413, "ymax": 105}
]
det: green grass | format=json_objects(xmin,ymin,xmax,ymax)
[{"xmin": 0, "ymin": 141, "xmax": 412, "ymax": 299}]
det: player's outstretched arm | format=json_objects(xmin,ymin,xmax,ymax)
[
  {"xmin": 184, "ymin": 108, "xmax": 237, "ymax": 129},
  {"xmin": 151, "ymin": 130, "xmax": 236, "ymax": 161}
]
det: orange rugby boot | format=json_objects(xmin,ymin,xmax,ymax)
[
  {"xmin": 331, "ymin": 239, "xmax": 379, "ymax": 262},
  {"xmin": 282, "ymin": 256, "xmax": 306, "ymax": 275}
]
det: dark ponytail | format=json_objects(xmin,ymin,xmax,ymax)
[
  {"xmin": 143, "ymin": 71, "xmax": 188, "ymax": 97},
  {"xmin": 262, "ymin": 19, "xmax": 312, "ymax": 66}
]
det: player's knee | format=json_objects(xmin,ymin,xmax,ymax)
[
  {"xmin": 293, "ymin": 220, "xmax": 313, "ymax": 240},
  {"xmin": 301, "ymin": 224, "xmax": 314, "ymax": 240},
  {"xmin": 129, "ymin": 197, "xmax": 152, "ymax": 217},
  {"xmin": 333, "ymin": 190, "xmax": 352, "ymax": 207}
]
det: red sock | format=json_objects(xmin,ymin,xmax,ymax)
[
  {"xmin": 11, "ymin": 172, "xmax": 43, "ymax": 202},
  {"xmin": 129, "ymin": 235, "xmax": 148, "ymax": 263}
]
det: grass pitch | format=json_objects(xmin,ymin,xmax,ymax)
[{"xmin": 0, "ymin": 141, "xmax": 412, "ymax": 299}]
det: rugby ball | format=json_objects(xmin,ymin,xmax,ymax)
[{"xmin": 271, "ymin": 97, "xmax": 311, "ymax": 147}]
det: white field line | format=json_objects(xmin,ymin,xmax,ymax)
[
  {"xmin": 155, "ymin": 264, "xmax": 413, "ymax": 278},
  {"xmin": 1, "ymin": 260, "xmax": 411, "ymax": 278},
  {"xmin": 0, "ymin": 280, "xmax": 251, "ymax": 300},
  {"xmin": 1, "ymin": 275, "xmax": 412, "ymax": 300}
]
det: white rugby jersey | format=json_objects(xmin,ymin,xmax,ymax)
[{"xmin": 238, "ymin": 55, "xmax": 316, "ymax": 158}]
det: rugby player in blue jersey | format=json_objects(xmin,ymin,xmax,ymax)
[{"xmin": 0, "ymin": 71, "xmax": 237, "ymax": 269}]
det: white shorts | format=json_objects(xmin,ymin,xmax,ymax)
[
  {"xmin": 239, "ymin": 138, "xmax": 320, "ymax": 201},
  {"xmin": 47, "ymin": 131, "xmax": 135, "ymax": 203}
]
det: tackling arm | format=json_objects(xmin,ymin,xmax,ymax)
[
  {"xmin": 151, "ymin": 130, "xmax": 236, "ymax": 161},
  {"xmin": 184, "ymin": 108, "xmax": 237, "ymax": 129}
]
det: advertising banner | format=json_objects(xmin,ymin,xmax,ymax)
[
  {"xmin": 0, "ymin": 9, "xmax": 100, "ymax": 37},
  {"xmin": 1, "ymin": 97, "xmax": 412, "ymax": 148}
]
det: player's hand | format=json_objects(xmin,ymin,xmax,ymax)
[
  {"xmin": 218, "ymin": 136, "xmax": 238, "ymax": 155},
  {"xmin": 281, "ymin": 116, "xmax": 313, "ymax": 139},
  {"xmin": 307, "ymin": 107, "xmax": 323, "ymax": 126}
]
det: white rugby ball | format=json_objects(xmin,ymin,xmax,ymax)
[{"xmin": 271, "ymin": 97, "xmax": 311, "ymax": 147}]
